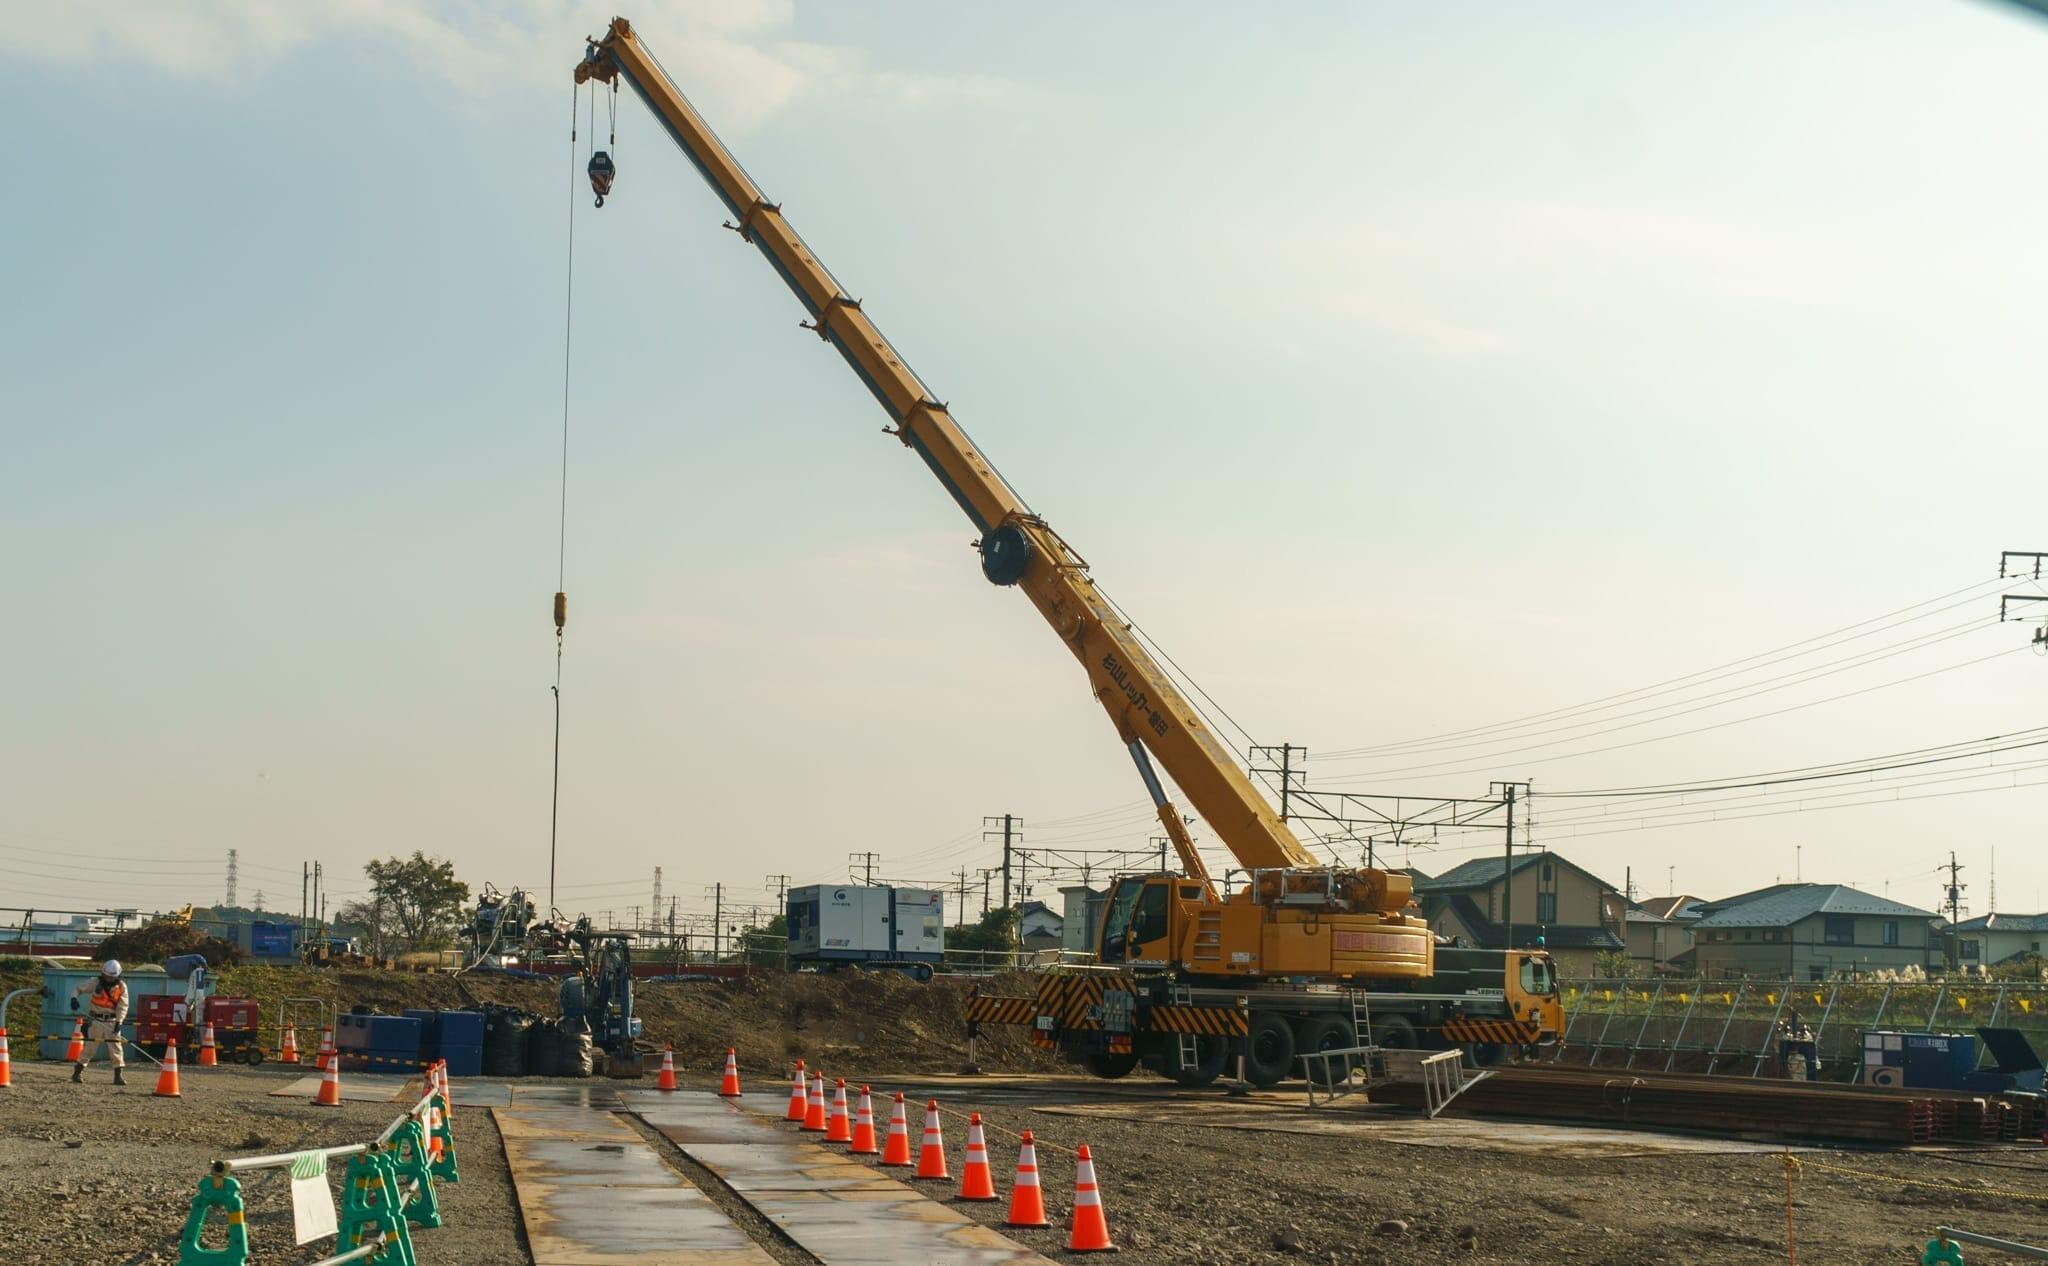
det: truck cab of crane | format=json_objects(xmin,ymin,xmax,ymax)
[
  {"xmin": 1509, "ymin": 949, "xmax": 1563, "ymax": 1041},
  {"xmin": 1099, "ymin": 875, "xmax": 1187, "ymax": 966}
]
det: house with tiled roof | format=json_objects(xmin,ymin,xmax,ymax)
[
  {"xmin": 1955, "ymin": 913, "xmax": 2048, "ymax": 967},
  {"xmin": 1412, "ymin": 852, "xmax": 1626, "ymax": 975},
  {"xmin": 1626, "ymin": 894, "xmax": 1706, "ymax": 971},
  {"xmin": 1688, "ymin": 883, "xmax": 1940, "ymax": 979}
]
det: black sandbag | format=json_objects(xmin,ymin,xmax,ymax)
[
  {"xmin": 482, "ymin": 1007, "xmax": 533, "ymax": 1077},
  {"xmin": 527, "ymin": 1018, "xmax": 565, "ymax": 1077},
  {"xmin": 559, "ymin": 1020, "xmax": 594, "ymax": 1079}
]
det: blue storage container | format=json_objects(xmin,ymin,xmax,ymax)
[
  {"xmin": 437, "ymin": 1010, "xmax": 484, "ymax": 1048},
  {"xmin": 439, "ymin": 1043, "xmax": 482, "ymax": 1078},
  {"xmin": 404, "ymin": 1009, "xmax": 441, "ymax": 1059}
]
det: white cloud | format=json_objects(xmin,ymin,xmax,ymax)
[{"xmin": 0, "ymin": 0, "xmax": 1020, "ymax": 129}]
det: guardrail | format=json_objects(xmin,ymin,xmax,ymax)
[{"xmin": 178, "ymin": 1062, "xmax": 458, "ymax": 1266}]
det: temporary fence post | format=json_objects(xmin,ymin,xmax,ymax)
[
  {"xmin": 1808, "ymin": 980, "xmax": 1844, "ymax": 1080},
  {"xmin": 1587, "ymin": 979, "xmax": 1630, "ymax": 1068},
  {"xmin": 176, "ymin": 1172, "xmax": 249, "ymax": 1266},
  {"xmin": 1925, "ymin": 983, "xmax": 1949, "ymax": 1034},
  {"xmin": 1749, "ymin": 984, "xmax": 1793, "ymax": 1078},
  {"xmin": 1624, "ymin": 981, "xmax": 1668, "ymax": 1071},
  {"xmin": 1781, "ymin": 1150, "xmax": 1798, "ymax": 1265},
  {"xmin": 387, "ymin": 1118, "xmax": 441, "ymax": 1229},
  {"xmin": 1706, "ymin": 983, "xmax": 1747, "ymax": 1074},
  {"xmin": 1662, "ymin": 980, "xmax": 1704, "ymax": 1074},
  {"xmin": 1549, "ymin": 980, "xmax": 1592, "ymax": 1064}
]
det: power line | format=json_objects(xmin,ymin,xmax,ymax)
[
  {"xmin": 1540, "ymin": 727, "xmax": 2048, "ymax": 799},
  {"xmin": 1320, "ymin": 575, "xmax": 2010, "ymax": 759}
]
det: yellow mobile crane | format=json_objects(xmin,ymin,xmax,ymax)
[{"xmin": 574, "ymin": 19, "xmax": 1561, "ymax": 1085}]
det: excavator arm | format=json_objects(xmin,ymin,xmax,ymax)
[{"xmin": 576, "ymin": 18, "xmax": 1322, "ymax": 887}]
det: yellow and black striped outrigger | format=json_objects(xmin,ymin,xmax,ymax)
[
  {"xmin": 965, "ymin": 978, "xmax": 1248, "ymax": 1041},
  {"xmin": 1440, "ymin": 1014, "xmax": 1540, "ymax": 1046}
]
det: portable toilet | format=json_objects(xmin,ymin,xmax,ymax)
[{"xmin": 37, "ymin": 960, "xmax": 181, "ymax": 1061}]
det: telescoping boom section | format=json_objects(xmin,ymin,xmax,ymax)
[{"xmin": 576, "ymin": 17, "xmax": 1432, "ymax": 982}]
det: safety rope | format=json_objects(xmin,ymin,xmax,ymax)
[
  {"xmin": 1785, "ymin": 1153, "xmax": 2048, "ymax": 1204},
  {"xmin": 730, "ymin": 1056, "xmax": 1082, "ymax": 1156}
]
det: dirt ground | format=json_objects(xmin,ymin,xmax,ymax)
[{"xmin": 0, "ymin": 1061, "xmax": 527, "ymax": 1266}]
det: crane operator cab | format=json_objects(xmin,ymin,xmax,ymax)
[{"xmin": 1099, "ymin": 875, "xmax": 1198, "ymax": 968}]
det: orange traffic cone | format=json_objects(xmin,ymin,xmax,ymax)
[
  {"xmin": 826, "ymin": 1079, "xmax": 852, "ymax": 1143},
  {"xmin": 313, "ymin": 1053, "xmax": 342, "ymax": 1107},
  {"xmin": 956, "ymin": 1112, "xmax": 997, "ymax": 1201},
  {"xmin": 881, "ymin": 1092, "xmax": 913, "ymax": 1167},
  {"xmin": 1004, "ymin": 1130, "xmax": 1050, "ymax": 1228},
  {"xmin": 1066, "ymin": 1143, "xmax": 1115, "ymax": 1251},
  {"xmin": 916, "ymin": 1099, "xmax": 949, "ymax": 1180},
  {"xmin": 153, "ymin": 1043, "xmax": 183, "ymax": 1099},
  {"xmin": 718, "ymin": 1047, "xmax": 742, "ymax": 1097},
  {"xmin": 316, "ymin": 1026, "xmax": 335, "ymax": 1072},
  {"xmin": 785, "ymin": 1061, "xmax": 808, "ymax": 1121},
  {"xmin": 65, "ymin": 1019, "xmax": 84, "ymax": 1063},
  {"xmin": 197, "ymin": 1023, "xmax": 218, "ymax": 1068},
  {"xmin": 426, "ymin": 1101, "xmax": 444, "ymax": 1162},
  {"xmin": 802, "ymin": 1073, "xmax": 827, "ymax": 1132},
  {"xmin": 850, "ymin": 1086, "xmax": 880, "ymax": 1154},
  {"xmin": 0, "ymin": 1027, "xmax": 13, "ymax": 1089},
  {"xmin": 657, "ymin": 1045, "xmax": 678, "ymax": 1092},
  {"xmin": 279, "ymin": 1024, "xmax": 300, "ymax": 1064}
]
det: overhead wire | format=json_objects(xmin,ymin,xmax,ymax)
[{"xmin": 1318, "ymin": 575, "xmax": 2010, "ymax": 759}]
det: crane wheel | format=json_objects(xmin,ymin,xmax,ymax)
[
  {"xmin": 1373, "ymin": 1014, "xmax": 1419, "ymax": 1050},
  {"xmin": 1243, "ymin": 1013, "xmax": 1296, "ymax": 1087},
  {"xmin": 1083, "ymin": 1050, "xmax": 1140, "ymax": 1080},
  {"xmin": 1295, "ymin": 1017, "xmax": 1356, "ymax": 1079}
]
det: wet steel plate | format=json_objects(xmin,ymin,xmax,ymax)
[
  {"xmin": 643, "ymin": 1092, "xmax": 1056, "ymax": 1265},
  {"xmin": 497, "ymin": 1102, "xmax": 773, "ymax": 1266}
]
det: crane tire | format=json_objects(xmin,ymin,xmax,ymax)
[
  {"xmin": 1295, "ymin": 1017, "xmax": 1357, "ymax": 1083},
  {"xmin": 1243, "ymin": 1013, "xmax": 1297, "ymax": 1087},
  {"xmin": 1373, "ymin": 1014, "xmax": 1419, "ymax": 1050},
  {"xmin": 1084, "ymin": 1050, "xmax": 1140, "ymax": 1080}
]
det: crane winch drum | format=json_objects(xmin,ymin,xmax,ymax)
[{"xmin": 979, "ymin": 523, "xmax": 1032, "ymax": 586}]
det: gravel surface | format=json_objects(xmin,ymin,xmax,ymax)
[
  {"xmin": 656, "ymin": 1069, "xmax": 2048, "ymax": 1266},
  {"xmin": 0, "ymin": 1061, "xmax": 528, "ymax": 1266}
]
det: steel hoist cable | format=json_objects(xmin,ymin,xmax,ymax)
[{"xmin": 549, "ymin": 80, "xmax": 585, "ymax": 918}]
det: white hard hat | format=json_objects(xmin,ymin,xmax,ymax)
[{"xmin": 102, "ymin": 960, "xmax": 122, "ymax": 978}]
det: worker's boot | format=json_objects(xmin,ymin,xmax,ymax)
[
  {"xmin": 112, "ymin": 1068, "xmax": 127, "ymax": 1086},
  {"xmin": 70, "ymin": 1063, "xmax": 84, "ymax": 1083}
]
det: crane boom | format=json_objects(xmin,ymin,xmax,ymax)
[{"xmin": 577, "ymin": 18, "xmax": 1322, "ymax": 880}]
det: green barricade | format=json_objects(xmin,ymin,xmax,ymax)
[
  {"xmin": 387, "ymin": 1117, "xmax": 442, "ymax": 1229},
  {"xmin": 338, "ymin": 1146, "xmax": 418, "ymax": 1266},
  {"xmin": 177, "ymin": 1172, "xmax": 249, "ymax": 1266}
]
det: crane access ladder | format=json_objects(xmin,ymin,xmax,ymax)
[{"xmin": 1297, "ymin": 991, "xmax": 1493, "ymax": 1116}]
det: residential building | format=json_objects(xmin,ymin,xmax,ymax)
[
  {"xmin": 1016, "ymin": 900, "xmax": 1064, "ymax": 952},
  {"xmin": 1955, "ymin": 914, "xmax": 2048, "ymax": 967},
  {"xmin": 1412, "ymin": 852, "xmax": 1627, "ymax": 976},
  {"xmin": 1688, "ymin": 884, "xmax": 1939, "ymax": 979},
  {"xmin": 1627, "ymin": 894, "xmax": 1704, "ymax": 970},
  {"xmin": 1059, "ymin": 885, "xmax": 1106, "ymax": 955}
]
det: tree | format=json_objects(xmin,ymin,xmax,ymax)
[
  {"xmin": 731, "ymin": 914, "xmax": 788, "ymax": 966},
  {"xmin": 360, "ymin": 852, "xmax": 470, "ymax": 953},
  {"xmin": 945, "ymin": 907, "xmax": 1020, "ymax": 964}
]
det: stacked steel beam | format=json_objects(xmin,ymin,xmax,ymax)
[{"xmin": 1370, "ymin": 1066, "xmax": 2042, "ymax": 1146}]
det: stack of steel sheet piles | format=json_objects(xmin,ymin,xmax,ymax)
[{"xmin": 1371, "ymin": 1066, "xmax": 2042, "ymax": 1146}]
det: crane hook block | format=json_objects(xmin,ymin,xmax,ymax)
[
  {"xmin": 979, "ymin": 523, "xmax": 1032, "ymax": 586},
  {"xmin": 587, "ymin": 151, "xmax": 616, "ymax": 207},
  {"xmin": 553, "ymin": 591, "xmax": 567, "ymax": 632}
]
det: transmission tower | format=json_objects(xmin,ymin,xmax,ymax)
[
  {"xmin": 652, "ymin": 867, "xmax": 663, "ymax": 918},
  {"xmin": 225, "ymin": 848, "xmax": 239, "ymax": 907}
]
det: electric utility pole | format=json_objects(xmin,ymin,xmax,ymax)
[
  {"xmin": 765, "ymin": 874, "xmax": 790, "ymax": 906},
  {"xmin": 707, "ymin": 883, "xmax": 724, "ymax": 962},
  {"xmin": 985, "ymin": 815, "xmax": 1020, "ymax": 908},
  {"xmin": 849, "ymin": 853, "xmax": 881, "ymax": 885},
  {"xmin": 1490, "ymin": 781, "xmax": 1530, "ymax": 951},
  {"xmin": 2000, "ymin": 551, "xmax": 2048, "ymax": 650},
  {"xmin": 953, "ymin": 869, "xmax": 970, "ymax": 927},
  {"xmin": 1249, "ymin": 743, "xmax": 1309, "ymax": 821},
  {"xmin": 1942, "ymin": 853, "xmax": 1967, "ymax": 971}
]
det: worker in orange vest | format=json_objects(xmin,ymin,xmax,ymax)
[{"xmin": 73, "ymin": 960, "xmax": 130, "ymax": 1086}]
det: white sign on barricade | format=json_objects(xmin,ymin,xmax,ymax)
[{"xmin": 289, "ymin": 1151, "xmax": 339, "ymax": 1244}]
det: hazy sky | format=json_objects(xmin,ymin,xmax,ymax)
[{"xmin": 4, "ymin": 1, "xmax": 2044, "ymax": 933}]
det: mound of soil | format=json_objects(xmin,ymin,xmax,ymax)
[{"xmin": 95, "ymin": 921, "xmax": 242, "ymax": 968}]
